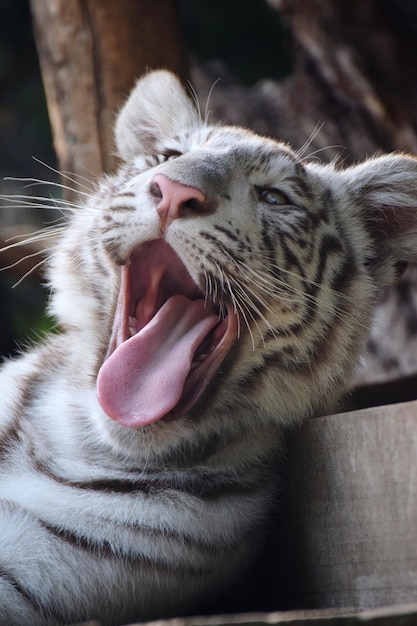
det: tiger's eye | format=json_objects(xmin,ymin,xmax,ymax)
[
  {"xmin": 259, "ymin": 188, "xmax": 289, "ymax": 206},
  {"xmin": 163, "ymin": 150, "xmax": 182, "ymax": 161}
]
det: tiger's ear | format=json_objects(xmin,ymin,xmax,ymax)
[
  {"xmin": 114, "ymin": 70, "xmax": 199, "ymax": 161},
  {"xmin": 341, "ymin": 154, "xmax": 417, "ymax": 285}
]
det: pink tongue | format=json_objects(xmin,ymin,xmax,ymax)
[{"xmin": 97, "ymin": 295, "xmax": 219, "ymax": 428}]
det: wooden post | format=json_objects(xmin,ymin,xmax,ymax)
[
  {"xmin": 284, "ymin": 401, "xmax": 417, "ymax": 610},
  {"xmin": 29, "ymin": 0, "xmax": 188, "ymax": 197}
]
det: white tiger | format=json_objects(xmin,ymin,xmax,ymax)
[{"xmin": 1, "ymin": 70, "xmax": 417, "ymax": 625}]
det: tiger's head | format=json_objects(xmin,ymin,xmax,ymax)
[{"xmin": 47, "ymin": 70, "xmax": 417, "ymax": 444}]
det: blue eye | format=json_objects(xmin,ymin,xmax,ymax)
[{"xmin": 258, "ymin": 188, "xmax": 289, "ymax": 206}]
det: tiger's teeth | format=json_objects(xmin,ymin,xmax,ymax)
[
  {"xmin": 193, "ymin": 350, "xmax": 213, "ymax": 367},
  {"xmin": 129, "ymin": 316, "xmax": 136, "ymax": 337}
]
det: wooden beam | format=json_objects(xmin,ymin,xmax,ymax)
[
  {"xmin": 29, "ymin": 0, "xmax": 188, "ymax": 197},
  {"xmin": 284, "ymin": 401, "xmax": 417, "ymax": 610}
]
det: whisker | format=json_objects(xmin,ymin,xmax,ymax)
[
  {"xmin": 0, "ymin": 192, "xmax": 80, "ymax": 210},
  {"xmin": 1, "ymin": 225, "xmax": 64, "ymax": 251},
  {"xmin": 237, "ymin": 259, "xmax": 338, "ymax": 319},
  {"xmin": 0, "ymin": 248, "xmax": 46, "ymax": 273},
  {"xmin": 230, "ymin": 268, "xmax": 310, "ymax": 357},
  {"xmin": 220, "ymin": 249, "xmax": 333, "ymax": 327},
  {"xmin": 203, "ymin": 78, "xmax": 221, "ymax": 125},
  {"xmin": 31, "ymin": 156, "xmax": 96, "ymax": 192},
  {"xmin": 245, "ymin": 248, "xmax": 361, "ymax": 306},
  {"xmin": 295, "ymin": 122, "xmax": 324, "ymax": 160},
  {"xmin": 215, "ymin": 244, "xmax": 369, "ymax": 338},
  {"xmin": 3, "ymin": 176, "xmax": 91, "ymax": 199},
  {"xmin": 228, "ymin": 277, "xmax": 271, "ymax": 348},
  {"xmin": 11, "ymin": 257, "xmax": 48, "ymax": 288},
  {"xmin": 302, "ymin": 144, "xmax": 346, "ymax": 162},
  {"xmin": 213, "ymin": 262, "xmax": 242, "ymax": 340},
  {"xmin": 294, "ymin": 124, "xmax": 346, "ymax": 164},
  {"xmin": 187, "ymin": 81, "xmax": 203, "ymax": 126}
]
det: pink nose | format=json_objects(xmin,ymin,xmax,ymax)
[{"xmin": 151, "ymin": 174, "xmax": 206, "ymax": 226}]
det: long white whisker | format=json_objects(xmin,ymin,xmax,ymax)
[
  {"xmin": 3, "ymin": 176, "xmax": 91, "ymax": 198},
  {"xmin": 246, "ymin": 248, "xmax": 360, "ymax": 306},
  {"xmin": 295, "ymin": 123, "xmax": 324, "ymax": 160},
  {"xmin": 221, "ymin": 271, "xmax": 253, "ymax": 347},
  {"xmin": 220, "ymin": 249, "xmax": 325, "ymax": 326},
  {"xmin": 1, "ymin": 225, "xmax": 64, "ymax": 250},
  {"xmin": 3, "ymin": 253, "xmax": 48, "ymax": 288},
  {"xmin": 212, "ymin": 262, "xmax": 242, "ymax": 339},
  {"xmin": 204, "ymin": 78, "xmax": 221, "ymax": 125},
  {"xmin": 187, "ymin": 81, "xmax": 202, "ymax": 125},
  {"xmin": 302, "ymin": 144, "xmax": 346, "ymax": 162},
  {"xmin": 237, "ymin": 259, "xmax": 340, "ymax": 320},
  {"xmin": 0, "ymin": 193, "xmax": 83, "ymax": 211},
  {"xmin": 0, "ymin": 248, "xmax": 47, "ymax": 272},
  {"xmin": 31, "ymin": 156, "xmax": 96, "ymax": 192},
  {"xmin": 228, "ymin": 278, "xmax": 270, "ymax": 348}
]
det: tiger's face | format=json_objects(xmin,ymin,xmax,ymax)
[{"xmin": 48, "ymin": 71, "xmax": 417, "ymax": 437}]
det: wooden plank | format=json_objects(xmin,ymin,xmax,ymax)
[
  {"xmin": 284, "ymin": 401, "xmax": 417, "ymax": 610},
  {"xmin": 29, "ymin": 0, "xmax": 188, "ymax": 198},
  {"xmin": 79, "ymin": 603, "xmax": 417, "ymax": 626}
]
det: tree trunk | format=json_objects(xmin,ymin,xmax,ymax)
[
  {"xmin": 192, "ymin": 0, "xmax": 417, "ymax": 165},
  {"xmin": 267, "ymin": 0, "xmax": 417, "ymax": 162},
  {"xmin": 29, "ymin": 0, "xmax": 188, "ymax": 198}
]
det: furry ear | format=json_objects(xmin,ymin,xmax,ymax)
[
  {"xmin": 114, "ymin": 70, "xmax": 199, "ymax": 161},
  {"xmin": 340, "ymin": 154, "xmax": 417, "ymax": 285}
]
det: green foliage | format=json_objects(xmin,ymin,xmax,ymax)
[{"xmin": 0, "ymin": 274, "xmax": 56, "ymax": 358}]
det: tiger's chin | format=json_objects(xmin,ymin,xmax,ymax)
[{"xmin": 96, "ymin": 239, "xmax": 239, "ymax": 428}]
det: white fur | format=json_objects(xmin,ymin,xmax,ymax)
[{"xmin": 1, "ymin": 70, "xmax": 417, "ymax": 624}]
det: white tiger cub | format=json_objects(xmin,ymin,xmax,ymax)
[{"xmin": 1, "ymin": 70, "xmax": 417, "ymax": 625}]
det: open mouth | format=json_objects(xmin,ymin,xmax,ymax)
[{"xmin": 97, "ymin": 240, "xmax": 239, "ymax": 428}]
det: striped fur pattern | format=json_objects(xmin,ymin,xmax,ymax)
[{"xmin": 1, "ymin": 70, "xmax": 417, "ymax": 625}]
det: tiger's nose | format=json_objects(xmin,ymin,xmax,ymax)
[{"xmin": 150, "ymin": 174, "xmax": 207, "ymax": 226}]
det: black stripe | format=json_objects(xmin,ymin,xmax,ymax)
[
  {"xmin": 262, "ymin": 319, "xmax": 305, "ymax": 343},
  {"xmin": 280, "ymin": 239, "xmax": 306, "ymax": 278},
  {"xmin": 213, "ymin": 224, "xmax": 253, "ymax": 254},
  {"xmin": 313, "ymin": 232, "xmax": 344, "ymax": 286},
  {"xmin": 213, "ymin": 225, "xmax": 240, "ymax": 243},
  {"xmin": 32, "ymin": 457, "xmax": 259, "ymax": 500},
  {"xmin": 0, "ymin": 421, "xmax": 22, "ymax": 460},
  {"xmin": 39, "ymin": 522, "xmax": 211, "ymax": 578},
  {"xmin": 12, "ymin": 360, "xmax": 62, "ymax": 418},
  {"xmin": 261, "ymin": 217, "xmax": 276, "ymax": 259},
  {"xmin": 319, "ymin": 188, "xmax": 332, "ymax": 223},
  {"xmin": 0, "ymin": 502, "xmax": 69, "ymax": 622},
  {"xmin": 282, "ymin": 175, "xmax": 314, "ymax": 202},
  {"xmin": 237, "ymin": 350, "xmax": 306, "ymax": 390},
  {"xmin": 287, "ymin": 233, "xmax": 345, "ymax": 327},
  {"xmin": 265, "ymin": 235, "xmax": 346, "ymax": 343},
  {"xmin": 0, "ymin": 568, "xmax": 43, "ymax": 612},
  {"xmin": 200, "ymin": 230, "xmax": 241, "ymax": 261},
  {"xmin": 237, "ymin": 359, "xmax": 278, "ymax": 389},
  {"xmin": 103, "ymin": 238, "xmax": 125, "ymax": 265},
  {"xmin": 0, "ymin": 499, "xmax": 210, "ymax": 578},
  {"xmin": 331, "ymin": 252, "xmax": 357, "ymax": 296},
  {"xmin": 40, "ymin": 522, "xmax": 114, "ymax": 556}
]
